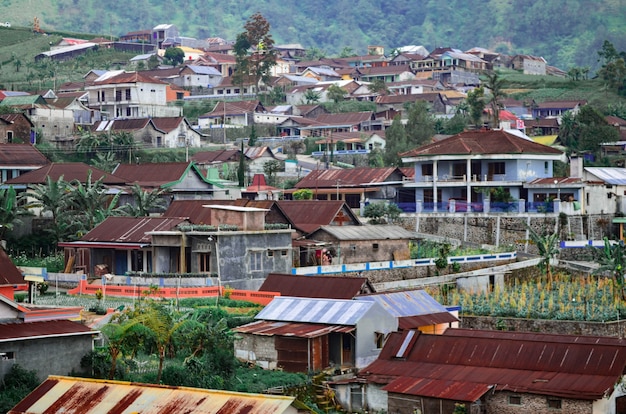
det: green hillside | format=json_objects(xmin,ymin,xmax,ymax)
[{"xmin": 0, "ymin": 0, "xmax": 624, "ymax": 71}]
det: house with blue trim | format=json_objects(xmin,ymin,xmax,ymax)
[{"xmin": 400, "ymin": 130, "xmax": 566, "ymax": 213}]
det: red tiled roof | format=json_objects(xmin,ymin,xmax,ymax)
[
  {"xmin": 400, "ymin": 130, "xmax": 564, "ymax": 158},
  {"xmin": 259, "ymin": 273, "xmax": 372, "ymax": 299},
  {"xmin": 312, "ymin": 111, "xmax": 373, "ymax": 126},
  {"xmin": 0, "ymin": 144, "xmax": 48, "ymax": 167},
  {"xmin": 0, "ymin": 319, "xmax": 94, "ymax": 341},
  {"xmin": 80, "ymin": 216, "xmax": 187, "ymax": 243},
  {"xmin": 4, "ymin": 163, "xmax": 127, "ymax": 185}
]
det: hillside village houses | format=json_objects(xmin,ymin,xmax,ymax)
[{"xmin": 6, "ymin": 22, "xmax": 626, "ymax": 414}]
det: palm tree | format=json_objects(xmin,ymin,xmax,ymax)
[
  {"xmin": 527, "ymin": 226, "xmax": 560, "ymax": 289},
  {"xmin": 111, "ymin": 131, "xmax": 138, "ymax": 163},
  {"xmin": 0, "ymin": 186, "xmax": 20, "ymax": 239},
  {"xmin": 120, "ymin": 184, "xmax": 167, "ymax": 217},
  {"xmin": 594, "ymin": 237, "xmax": 626, "ymax": 301},
  {"xmin": 101, "ymin": 319, "xmax": 144, "ymax": 380},
  {"xmin": 68, "ymin": 171, "xmax": 120, "ymax": 232},
  {"xmin": 483, "ymin": 71, "xmax": 506, "ymax": 128},
  {"xmin": 26, "ymin": 176, "xmax": 71, "ymax": 244}
]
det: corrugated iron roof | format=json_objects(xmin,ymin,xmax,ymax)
[
  {"xmin": 259, "ymin": 273, "xmax": 372, "ymax": 299},
  {"xmin": 400, "ymin": 130, "xmax": 564, "ymax": 158},
  {"xmin": 234, "ymin": 320, "xmax": 354, "ymax": 338},
  {"xmin": 94, "ymin": 71, "xmax": 167, "ymax": 85},
  {"xmin": 255, "ymin": 296, "xmax": 375, "ymax": 326},
  {"xmin": 162, "ymin": 199, "xmax": 282, "ymax": 225},
  {"xmin": 314, "ymin": 225, "xmax": 415, "ymax": 241},
  {"xmin": 275, "ymin": 200, "xmax": 360, "ymax": 234},
  {"xmin": 4, "ymin": 163, "xmax": 127, "ymax": 185},
  {"xmin": 360, "ymin": 328, "xmax": 626, "ymax": 401},
  {"xmin": 9, "ymin": 376, "xmax": 296, "ymax": 414},
  {"xmin": 356, "ymin": 290, "xmax": 451, "ymax": 317},
  {"xmin": 294, "ymin": 167, "xmax": 405, "ymax": 189},
  {"xmin": 585, "ymin": 167, "xmax": 626, "ymax": 185},
  {"xmin": 0, "ymin": 247, "xmax": 25, "ymax": 286},
  {"xmin": 113, "ymin": 162, "xmax": 201, "ymax": 187},
  {"xmin": 383, "ymin": 376, "xmax": 491, "ymax": 402},
  {"xmin": 398, "ymin": 312, "xmax": 459, "ymax": 329},
  {"xmin": 80, "ymin": 216, "xmax": 187, "ymax": 243},
  {"xmin": 0, "ymin": 320, "xmax": 95, "ymax": 342},
  {"xmin": 191, "ymin": 149, "xmax": 240, "ymax": 164}
]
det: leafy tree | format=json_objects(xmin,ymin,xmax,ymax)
[
  {"xmin": 558, "ymin": 105, "xmax": 619, "ymax": 153},
  {"xmin": 111, "ymin": 131, "xmax": 138, "ymax": 163},
  {"xmin": 303, "ymin": 88, "xmax": 321, "ymax": 104},
  {"xmin": 267, "ymin": 85, "xmax": 285, "ymax": 104},
  {"xmin": 593, "ymin": 237, "xmax": 626, "ymax": 301},
  {"xmin": 383, "ymin": 115, "xmax": 408, "ymax": 167},
  {"xmin": 233, "ymin": 12, "xmax": 276, "ymax": 93},
  {"xmin": 483, "ymin": 71, "xmax": 506, "ymax": 128},
  {"xmin": 527, "ymin": 226, "xmax": 560, "ymax": 289},
  {"xmin": 238, "ymin": 141, "xmax": 246, "ymax": 187},
  {"xmin": 293, "ymin": 188, "xmax": 313, "ymax": 200},
  {"xmin": 368, "ymin": 78, "xmax": 388, "ymax": 95},
  {"xmin": 248, "ymin": 124, "xmax": 257, "ymax": 147},
  {"xmin": 326, "ymin": 84, "xmax": 347, "ymax": 103},
  {"xmin": 76, "ymin": 129, "xmax": 107, "ymax": 159},
  {"xmin": 101, "ymin": 318, "xmax": 145, "ymax": 379},
  {"xmin": 405, "ymin": 100, "xmax": 435, "ymax": 148},
  {"xmin": 339, "ymin": 46, "xmax": 356, "ymax": 58},
  {"xmin": 364, "ymin": 202, "xmax": 402, "ymax": 224},
  {"xmin": 0, "ymin": 365, "xmax": 40, "ymax": 413},
  {"xmin": 163, "ymin": 47, "xmax": 185, "ymax": 66},
  {"xmin": 442, "ymin": 113, "xmax": 468, "ymax": 135},
  {"xmin": 305, "ymin": 47, "xmax": 325, "ymax": 60},
  {"xmin": 368, "ymin": 146, "xmax": 384, "ymax": 167},
  {"xmin": 120, "ymin": 184, "xmax": 167, "ymax": 217},
  {"xmin": 147, "ymin": 54, "xmax": 160, "ymax": 70},
  {"xmin": 263, "ymin": 160, "xmax": 283, "ymax": 187},
  {"xmin": 466, "ymin": 86, "xmax": 485, "ymax": 128}
]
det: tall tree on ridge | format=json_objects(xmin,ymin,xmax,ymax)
[
  {"xmin": 483, "ymin": 71, "xmax": 506, "ymax": 128},
  {"xmin": 233, "ymin": 12, "xmax": 276, "ymax": 95}
]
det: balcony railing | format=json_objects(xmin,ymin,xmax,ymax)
[{"xmin": 398, "ymin": 200, "xmax": 563, "ymax": 214}]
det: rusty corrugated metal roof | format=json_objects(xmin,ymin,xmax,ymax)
[
  {"xmin": 400, "ymin": 130, "xmax": 564, "ymax": 158},
  {"xmin": 294, "ymin": 167, "xmax": 405, "ymax": 189},
  {"xmin": 163, "ymin": 199, "xmax": 277, "ymax": 225},
  {"xmin": 113, "ymin": 162, "xmax": 194, "ymax": 187},
  {"xmin": 383, "ymin": 376, "xmax": 491, "ymax": 402},
  {"xmin": 234, "ymin": 320, "xmax": 354, "ymax": 338},
  {"xmin": 4, "ymin": 163, "xmax": 127, "ymax": 185},
  {"xmin": 151, "ymin": 117, "xmax": 183, "ymax": 133},
  {"xmin": 191, "ymin": 149, "xmax": 240, "ymax": 164},
  {"xmin": 9, "ymin": 376, "xmax": 296, "ymax": 414},
  {"xmin": 0, "ymin": 320, "xmax": 95, "ymax": 342},
  {"xmin": 0, "ymin": 247, "xmax": 25, "ymax": 286},
  {"xmin": 94, "ymin": 71, "xmax": 167, "ymax": 85},
  {"xmin": 398, "ymin": 312, "xmax": 459, "ymax": 330},
  {"xmin": 80, "ymin": 216, "xmax": 187, "ymax": 243},
  {"xmin": 359, "ymin": 328, "xmax": 626, "ymax": 401},
  {"xmin": 275, "ymin": 200, "xmax": 360, "ymax": 234},
  {"xmin": 259, "ymin": 273, "xmax": 372, "ymax": 299}
]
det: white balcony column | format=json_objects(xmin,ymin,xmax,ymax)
[
  {"xmin": 433, "ymin": 161, "xmax": 439, "ymax": 211},
  {"xmin": 466, "ymin": 159, "xmax": 472, "ymax": 206}
]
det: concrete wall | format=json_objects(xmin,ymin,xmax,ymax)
[
  {"xmin": 355, "ymin": 304, "xmax": 397, "ymax": 369},
  {"xmin": 0, "ymin": 334, "xmax": 93, "ymax": 382},
  {"xmin": 233, "ymin": 333, "xmax": 277, "ymax": 370}
]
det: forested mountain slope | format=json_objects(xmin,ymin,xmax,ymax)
[{"xmin": 0, "ymin": 0, "xmax": 624, "ymax": 71}]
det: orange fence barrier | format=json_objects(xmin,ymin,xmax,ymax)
[{"xmin": 68, "ymin": 280, "xmax": 279, "ymax": 306}]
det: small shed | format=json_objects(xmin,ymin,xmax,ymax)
[
  {"xmin": 234, "ymin": 296, "xmax": 396, "ymax": 372},
  {"xmin": 307, "ymin": 225, "xmax": 415, "ymax": 264}
]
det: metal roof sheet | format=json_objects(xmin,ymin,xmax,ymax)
[
  {"xmin": 360, "ymin": 329, "xmax": 626, "ymax": 401},
  {"xmin": 0, "ymin": 320, "xmax": 95, "ymax": 342},
  {"xmin": 255, "ymin": 297, "xmax": 374, "ymax": 326},
  {"xmin": 383, "ymin": 376, "xmax": 491, "ymax": 402},
  {"xmin": 234, "ymin": 320, "xmax": 354, "ymax": 338},
  {"xmin": 113, "ymin": 162, "xmax": 197, "ymax": 187},
  {"xmin": 9, "ymin": 376, "xmax": 296, "ymax": 414},
  {"xmin": 259, "ymin": 273, "xmax": 372, "ymax": 299},
  {"xmin": 275, "ymin": 200, "xmax": 361, "ymax": 233},
  {"xmin": 80, "ymin": 216, "xmax": 187, "ymax": 243},
  {"xmin": 294, "ymin": 167, "xmax": 405, "ymax": 188},
  {"xmin": 398, "ymin": 312, "xmax": 459, "ymax": 329},
  {"xmin": 315, "ymin": 225, "xmax": 416, "ymax": 241},
  {"xmin": 4, "ymin": 163, "xmax": 127, "ymax": 185},
  {"xmin": 356, "ymin": 290, "xmax": 450, "ymax": 317},
  {"xmin": 0, "ymin": 247, "xmax": 25, "ymax": 286},
  {"xmin": 585, "ymin": 167, "xmax": 626, "ymax": 185}
]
